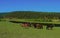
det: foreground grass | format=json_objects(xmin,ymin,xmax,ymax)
[{"xmin": 0, "ymin": 21, "xmax": 60, "ymax": 38}]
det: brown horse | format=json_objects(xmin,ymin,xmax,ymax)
[
  {"xmin": 22, "ymin": 22, "xmax": 31, "ymax": 28},
  {"xmin": 36, "ymin": 23, "xmax": 43, "ymax": 29},
  {"xmin": 33, "ymin": 23, "xmax": 43, "ymax": 29}
]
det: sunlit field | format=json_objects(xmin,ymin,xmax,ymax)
[
  {"xmin": 0, "ymin": 0, "xmax": 60, "ymax": 38},
  {"xmin": 0, "ymin": 21, "xmax": 60, "ymax": 38}
]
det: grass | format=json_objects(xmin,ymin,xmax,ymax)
[{"xmin": 0, "ymin": 21, "xmax": 60, "ymax": 38}]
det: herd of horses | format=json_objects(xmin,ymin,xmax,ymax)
[
  {"xmin": 10, "ymin": 21, "xmax": 54, "ymax": 30},
  {"xmin": 21, "ymin": 22, "xmax": 54, "ymax": 30}
]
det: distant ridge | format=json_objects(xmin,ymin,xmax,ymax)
[
  {"xmin": 0, "ymin": 11, "xmax": 60, "ymax": 19},
  {"xmin": 0, "ymin": 11, "xmax": 60, "ymax": 13}
]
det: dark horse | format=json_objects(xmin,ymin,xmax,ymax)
[{"xmin": 46, "ymin": 24, "xmax": 54, "ymax": 30}]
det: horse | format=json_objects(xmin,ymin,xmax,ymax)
[
  {"xmin": 33, "ymin": 23, "xmax": 43, "ymax": 29},
  {"xmin": 46, "ymin": 24, "xmax": 54, "ymax": 30}
]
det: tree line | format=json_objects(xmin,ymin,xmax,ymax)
[{"xmin": 0, "ymin": 11, "xmax": 60, "ymax": 19}]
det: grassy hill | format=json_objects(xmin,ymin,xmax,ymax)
[{"xmin": 0, "ymin": 11, "xmax": 60, "ymax": 19}]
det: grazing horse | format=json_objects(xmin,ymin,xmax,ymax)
[
  {"xmin": 33, "ymin": 23, "xmax": 43, "ymax": 29},
  {"xmin": 22, "ymin": 22, "xmax": 28, "ymax": 28},
  {"xmin": 22, "ymin": 22, "xmax": 31, "ymax": 28},
  {"xmin": 46, "ymin": 24, "xmax": 54, "ymax": 30},
  {"xmin": 36, "ymin": 23, "xmax": 43, "ymax": 29}
]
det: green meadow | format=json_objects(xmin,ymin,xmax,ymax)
[
  {"xmin": 0, "ymin": 21, "xmax": 60, "ymax": 38},
  {"xmin": 0, "ymin": 11, "xmax": 60, "ymax": 38}
]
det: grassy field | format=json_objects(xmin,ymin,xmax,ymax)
[{"xmin": 0, "ymin": 21, "xmax": 60, "ymax": 38}]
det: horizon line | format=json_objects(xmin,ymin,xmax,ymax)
[{"xmin": 0, "ymin": 11, "xmax": 60, "ymax": 13}]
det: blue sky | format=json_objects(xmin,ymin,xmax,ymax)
[{"xmin": 0, "ymin": 0, "xmax": 60, "ymax": 13}]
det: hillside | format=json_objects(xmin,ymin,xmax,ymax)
[{"xmin": 0, "ymin": 11, "xmax": 60, "ymax": 19}]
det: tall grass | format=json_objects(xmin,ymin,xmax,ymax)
[{"xmin": 0, "ymin": 21, "xmax": 60, "ymax": 38}]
